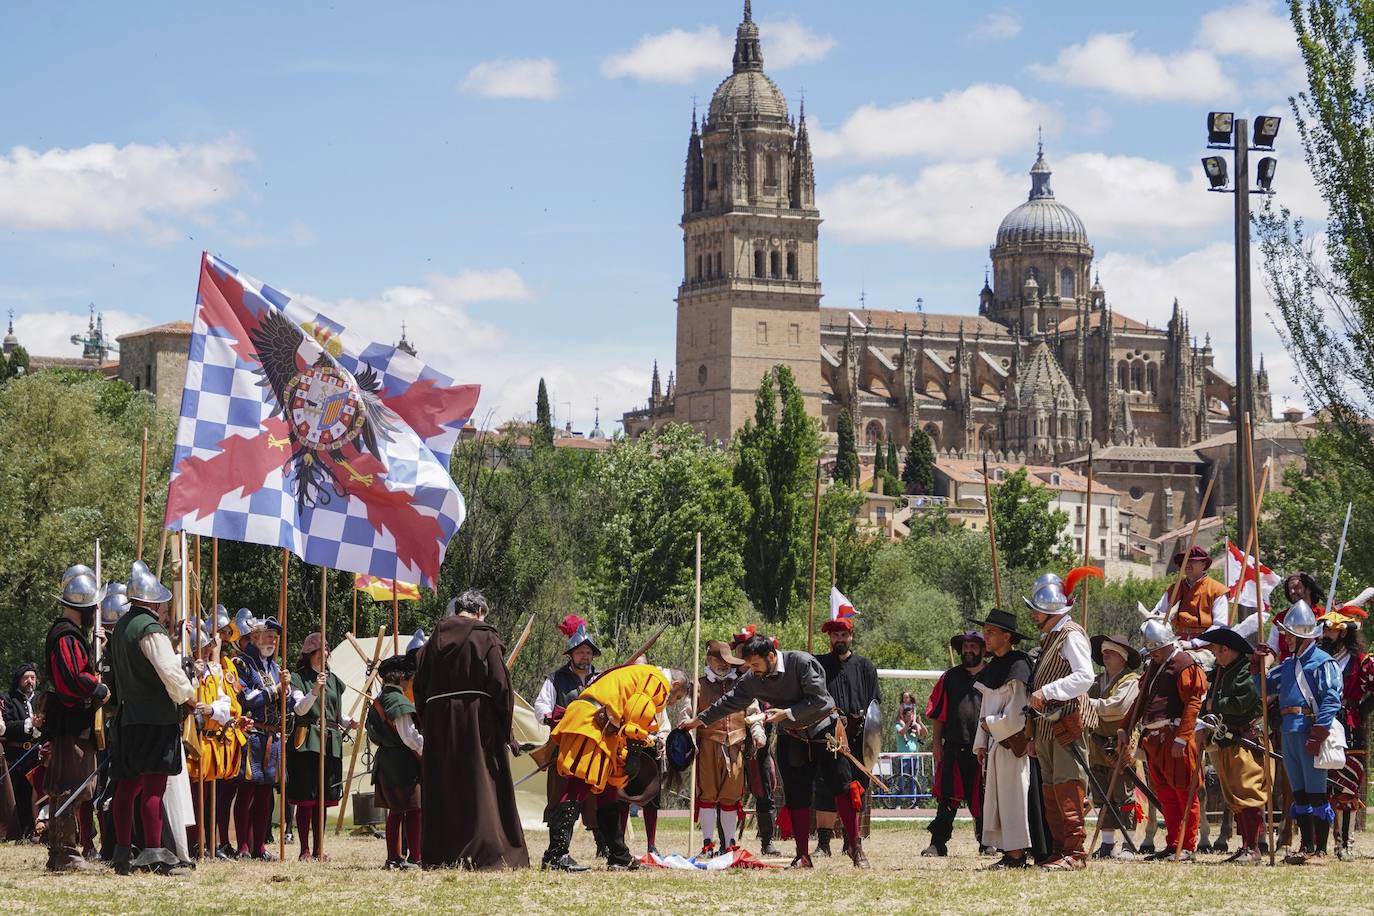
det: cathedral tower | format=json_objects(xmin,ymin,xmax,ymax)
[{"xmin": 672, "ymin": 1, "xmax": 822, "ymax": 441}]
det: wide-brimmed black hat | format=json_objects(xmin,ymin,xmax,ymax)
[
  {"xmin": 1195, "ymin": 627, "xmax": 1255, "ymax": 657},
  {"xmin": 949, "ymin": 630, "xmax": 987, "ymax": 653},
  {"xmin": 378, "ymin": 653, "xmax": 416, "ymax": 679},
  {"xmin": 1090, "ymin": 634, "xmax": 1141, "ymax": 670},
  {"xmin": 966, "ymin": 608, "xmax": 1030, "ymax": 643}
]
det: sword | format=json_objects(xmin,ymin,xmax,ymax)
[
  {"xmin": 1026, "ymin": 709, "xmax": 1139, "ymax": 852},
  {"xmin": 3, "ymin": 743, "xmax": 41, "ymax": 781},
  {"xmin": 1198, "ymin": 715, "xmax": 1283, "ymax": 763},
  {"xmin": 1088, "ymin": 734, "xmax": 1165, "ymax": 813},
  {"xmin": 1327, "ymin": 502, "xmax": 1353, "ymax": 610},
  {"xmin": 829, "ymin": 717, "xmax": 890, "ymax": 792},
  {"xmin": 50, "ymin": 758, "xmax": 108, "ymax": 822}
]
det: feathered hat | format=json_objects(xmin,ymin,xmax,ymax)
[
  {"xmin": 1024, "ymin": 566, "xmax": 1104, "ymax": 615},
  {"xmin": 559, "ymin": 614, "xmax": 600, "ymax": 656}
]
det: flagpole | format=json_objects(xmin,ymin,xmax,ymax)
[
  {"xmin": 194, "ymin": 534, "xmax": 205, "ymax": 861},
  {"xmin": 391, "ymin": 592, "xmax": 400, "ymax": 656},
  {"xmin": 278, "ymin": 547, "xmax": 289, "ymax": 863},
  {"xmin": 807, "ymin": 460, "xmax": 822, "ymax": 654},
  {"xmin": 688, "ymin": 532, "xmax": 701, "ymax": 859},
  {"xmin": 336, "ymin": 625, "xmax": 387, "ymax": 836},
  {"xmin": 1081, "ymin": 443, "xmax": 1094, "ymax": 633},
  {"xmin": 351, "ymin": 586, "xmax": 358, "ymax": 637},
  {"xmin": 209, "ymin": 536, "xmax": 218, "ymax": 860},
  {"xmin": 317, "ymin": 566, "xmax": 328, "ymax": 861}
]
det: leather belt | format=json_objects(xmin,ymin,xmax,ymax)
[
  {"xmin": 1280, "ymin": 706, "xmax": 1311, "ymax": 716},
  {"xmin": 1143, "ymin": 718, "xmax": 1180, "ymax": 731}
]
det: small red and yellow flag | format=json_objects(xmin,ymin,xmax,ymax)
[{"xmin": 354, "ymin": 573, "xmax": 421, "ymax": 602}]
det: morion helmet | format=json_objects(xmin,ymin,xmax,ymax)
[
  {"xmin": 126, "ymin": 560, "xmax": 172, "ymax": 605},
  {"xmin": 1277, "ymin": 599, "xmax": 1321, "ymax": 640}
]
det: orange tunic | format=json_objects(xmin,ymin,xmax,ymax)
[
  {"xmin": 551, "ymin": 665, "xmax": 670, "ymax": 793},
  {"xmin": 1168, "ymin": 576, "xmax": 1229, "ymax": 639}
]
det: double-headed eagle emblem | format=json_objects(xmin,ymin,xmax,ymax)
[{"xmin": 249, "ymin": 309, "xmax": 399, "ymax": 511}]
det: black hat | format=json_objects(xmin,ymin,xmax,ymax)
[
  {"xmin": 665, "ymin": 727, "xmax": 697, "ymax": 771},
  {"xmin": 966, "ymin": 608, "xmax": 1030, "ymax": 643},
  {"xmin": 1195, "ymin": 627, "xmax": 1255, "ymax": 657},
  {"xmin": 949, "ymin": 630, "xmax": 986, "ymax": 653},
  {"xmin": 378, "ymin": 654, "xmax": 416, "ymax": 678},
  {"xmin": 1090, "ymin": 634, "xmax": 1142, "ymax": 671}
]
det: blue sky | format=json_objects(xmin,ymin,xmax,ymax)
[{"xmin": 0, "ymin": 1, "xmax": 1319, "ymax": 432}]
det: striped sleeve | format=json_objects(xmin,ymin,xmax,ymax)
[{"xmin": 49, "ymin": 634, "xmax": 100, "ymax": 702}]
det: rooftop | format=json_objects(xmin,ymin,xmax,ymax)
[
  {"xmin": 820, "ymin": 308, "xmax": 1011, "ymax": 338},
  {"xmin": 935, "ymin": 457, "xmax": 1120, "ymax": 497},
  {"xmin": 1064, "ymin": 445, "xmax": 1205, "ymax": 464},
  {"xmin": 116, "ymin": 320, "xmax": 193, "ymax": 341}
]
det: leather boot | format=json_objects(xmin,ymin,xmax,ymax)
[
  {"xmin": 757, "ymin": 809, "xmax": 781, "ymax": 856},
  {"xmin": 597, "ymin": 802, "xmax": 637, "ymax": 870},
  {"xmin": 1040, "ymin": 785, "xmax": 1065, "ymax": 865},
  {"xmin": 848, "ymin": 836, "xmax": 870, "ymax": 869},
  {"xmin": 541, "ymin": 801, "xmax": 589, "ymax": 872},
  {"xmin": 815, "ymin": 827, "xmax": 832, "ymax": 857},
  {"xmin": 1060, "ymin": 782, "xmax": 1087, "ymax": 862},
  {"xmin": 1313, "ymin": 802, "xmax": 1331, "ymax": 857},
  {"xmin": 590, "ymin": 826, "xmax": 608, "ymax": 859}
]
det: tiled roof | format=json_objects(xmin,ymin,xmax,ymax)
[
  {"xmin": 820, "ymin": 308, "xmax": 1011, "ymax": 338},
  {"xmin": 116, "ymin": 320, "xmax": 193, "ymax": 340},
  {"xmin": 936, "ymin": 457, "xmax": 1120, "ymax": 497},
  {"xmin": 1064, "ymin": 445, "xmax": 1204, "ymax": 464}
]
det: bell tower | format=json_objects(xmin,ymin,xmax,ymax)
[{"xmin": 673, "ymin": 1, "xmax": 822, "ymax": 442}]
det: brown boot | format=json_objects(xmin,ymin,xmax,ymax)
[
  {"xmin": 849, "ymin": 837, "xmax": 870, "ymax": 869},
  {"xmin": 1040, "ymin": 784, "xmax": 1065, "ymax": 866},
  {"xmin": 1045, "ymin": 782, "xmax": 1088, "ymax": 869}
]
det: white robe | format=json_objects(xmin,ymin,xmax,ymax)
[{"xmin": 975, "ymin": 676, "xmax": 1031, "ymax": 852}]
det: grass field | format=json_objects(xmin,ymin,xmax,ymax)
[{"xmin": 0, "ymin": 818, "xmax": 1364, "ymax": 915}]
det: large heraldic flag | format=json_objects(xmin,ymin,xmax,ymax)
[{"xmin": 165, "ymin": 253, "xmax": 480, "ymax": 588}]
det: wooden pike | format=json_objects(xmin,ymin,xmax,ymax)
[
  {"xmin": 136, "ymin": 426, "xmax": 148, "ymax": 561},
  {"xmin": 317, "ymin": 566, "xmax": 328, "ymax": 860},
  {"xmin": 687, "ymin": 532, "xmax": 702, "ymax": 858},
  {"xmin": 504, "ymin": 614, "xmax": 536, "ymax": 670},
  {"xmin": 194, "ymin": 534, "xmax": 205, "ymax": 860},
  {"xmin": 209, "ymin": 536, "xmax": 218, "ymax": 857},
  {"xmin": 1081, "ymin": 443, "xmax": 1094, "ymax": 633},
  {"xmin": 278, "ymin": 548, "xmax": 289, "ymax": 862},
  {"xmin": 807, "ymin": 459, "xmax": 822, "ymax": 654},
  {"xmin": 335, "ymin": 625, "xmax": 387, "ymax": 835},
  {"xmin": 981, "ymin": 453, "xmax": 1003, "ymax": 608}
]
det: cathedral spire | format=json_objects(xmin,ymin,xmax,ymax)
[
  {"xmin": 1028, "ymin": 139, "xmax": 1054, "ymax": 200},
  {"xmin": 651, "ymin": 360, "xmax": 662, "ymax": 405},
  {"xmin": 733, "ymin": 0, "xmax": 764, "ymax": 73}
]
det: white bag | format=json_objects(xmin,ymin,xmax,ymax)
[{"xmin": 1295, "ymin": 662, "xmax": 1347, "ymax": 769}]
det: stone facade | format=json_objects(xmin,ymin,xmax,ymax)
[{"xmin": 116, "ymin": 321, "xmax": 192, "ymax": 412}]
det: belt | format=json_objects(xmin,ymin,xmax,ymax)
[
  {"xmin": 1280, "ymin": 706, "xmax": 1311, "ymax": 716},
  {"xmin": 426, "ymin": 689, "xmax": 492, "ymax": 703},
  {"xmin": 5, "ymin": 741, "xmax": 34, "ymax": 750},
  {"xmin": 1143, "ymin": 718, "xmax": 1180, "ymax": 731}
]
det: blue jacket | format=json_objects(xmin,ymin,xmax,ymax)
[
  {"xmin": 1266, "ymin": 642, "xmax": 1342, "ymax": 732},
  {"xmin": 235, "ymin": 644, "xmax": 283, "ymax": 723}
]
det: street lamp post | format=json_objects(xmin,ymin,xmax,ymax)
[{"xmin": 1201, "ymin": 112, "xmax": 1279, "ymax": 544}]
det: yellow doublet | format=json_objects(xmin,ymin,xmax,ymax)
[
  {"xmin": 188, "ymin": 666, "xmax": 247, "ymax": 781},
  {"xmin": 551, "ymin": 665, "xmax": 669, "ymax": 793}
]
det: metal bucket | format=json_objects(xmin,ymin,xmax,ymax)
[{"xmin": 351, "ymin": 789, "xmax": 385, "ymax": 826}]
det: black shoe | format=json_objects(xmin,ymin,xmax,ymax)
[
  {"xmin": 250, "ymin": 850, "xmax": 276, "ymax": 862},
  {"xmin": 1093, "ymin": 843, "xmax": 1116, "ymax": 860},
  {"xmin": 542, "ymin": 853, "xmax": 589, "ymax": 872},
  {"xmin": 1197, "ymin": 840, "xmax": 1212, "ymax": 854},
  {"xmin": 815, "ymin": 828, "xmax": 832, "ymax": 857},
  {"xmin": 283, "ymin": 831, "xmax": 293, "ymax": 845},
  {"xmin": 920, "ymin": 843, "xmax": 947, "ymax": 857},
  {"xmin": 215, "ymin": 843, "xmax": 238, "ymax": 861},
  {"xmin": 787, "ymin": 854, "xmax": 813, "ymax": 869},
  {"xmin": 113, "ymin": 845, "xmax": 133, "ymax": 876},
  {"xmin": 1145, "ymin": 846, "xmax": 1177, "ymax": 861},
  {"xmin": 760, "ymin": 842, "xmax": 783, "ymax": 856},
  {"xmin": 606, "ymin": 859, "xmax": 641, "ymax": 871},
  {"xmin": 985, "ymin": 853, "xmax": 1030, "ymax": 870}
]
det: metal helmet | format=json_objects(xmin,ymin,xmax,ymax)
[
  {"xmin": 58, "ymin": 572, "xmax": 102, "ymax": 609},
  {"xmin": 234, "ymin": 607, "xmax": 255, "ymax": 639},
  {"xmin": 99, "ymin": 585, "xmax": 130, "ymax": 627},
  {"xmin": 191, "ymin": 618, "xmax": 217, "ymax": 650},
  {"xmin": 406, "ymin": 628, "xmax": 428, "ymax": 653},
  {"xmin": 126, "ymin": 559, "xmax": 172, "ymax": 605},
  {"xmin": 1140, "ymin": 617, "xmax": 1177, "ymax": 653},
  {"xmin": 213, "ymin": 605, "xmax": 231, "ymax": 632},
  {"xmin": 1277, "ymin": 599, "xmax": 1322, "ymax": 640},
  {"xmin": 1023, "ymin": 574, "xmax": 1071, "ymax": 615},
  {"xmin": 61, "ymin": 564, "xmax": 96, "ymax": 589}
]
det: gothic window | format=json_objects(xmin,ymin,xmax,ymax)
[
  {"xmin": 925, "ymin": 423, "xmax": 941, "ymax": 451},
  {"xmin": 754, "ymin": 249, "xmax": 765, "ymax": 278},
  {"xmin": 769, "ymin": 251, "xmax": 780, "ymax": 279},
  {"xmin": 786, "ymin": 251, "xmax": 797, "ymax": 280},
  {"xmin": 1060, "ymin": 268, "xmax": 1075, "ymax": 299},
  {"xmin": 1117, "ymin": 361, "xmax": 1129, "ymax": 389},
  {"xmin": 1060, "ymin": 416, "xmax": 1070, "ymax": 437},
  {"xmin": 708, "ymin": 162, "xmax": 718, "ymax": 190},
  {"xmin": 695, "ymin": 254, "xmax": 703, "ymax": 280},
  {"xmin": 714, "ymin": 251, "xmax": 723, "ymax": 276},
  {"xmin": 865, "ymin": 420, "xmax": 884, "ymax": 446},
  {"xmin": 1131, "ymin": 360, "xmax": 1144, "ymax": 392},
  {"xmin": 1147, "ymin": 363, "xmax": 1159, "ymax": 394},
  {"xmin": 765, "ymin": 154, "xmax": 779, "ymax": 188}
]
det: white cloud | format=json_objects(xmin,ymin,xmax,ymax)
[
  {"xmin": 1096, "ymin": 243, "xmax": 1305, "ymax": 410},
  {"xmin": 293, "ymin": 268, "xmax": 650, "ymax": 434},
  {"xmin": 810, "ymin": 84, "xmax": 1052, "ymax": 162},
  {"xmin": 8, "ymin": 308, "xmax": 153, "ymax": 361},
  {"xmin": 972, "ymin": 10, "xmax": 1022, "ymax": 41},
  {"xmin": 460, "ymin": 58, "xmax": 559, "ymax": 100},
  {"xmin": 821, "ymin": 151, "xmax": 1224, "ymax": 249},
  {"xmin": 601, "ymin": 19, "xmax": 833, "ymax": 83},
  {"xmin": 0, "ymin": 139, "xmax": 251, "ymax": 233},
  {"xmin": 1197, "ymin": 1, "xmax": 1298, "ymax": 64},
  {"xmin": 1031, "ymin": 32, "xmax": 1236, "ymax": 101}
]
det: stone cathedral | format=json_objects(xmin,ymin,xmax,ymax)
[{"xmin": 623, "ymin": 2, "xmax": 1268, "ymax": 477}]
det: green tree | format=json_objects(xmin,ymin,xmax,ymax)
[
  {"xmin": 902, "ymin": 426, "xmax": 936, "ymax": 495},
  {"xmin": 734, "ymin": 365, "xmax": 821, "ymax": 622},
  {"xmin": 886, "ymin": 440, "xmax": 899, "ymax": 484},
  {"xmin": 990, "ymin": 467, "xmax": 1074, "ymax": 570},
  {"xmin": 3, "ymin": 344, "xmax": 29, "ymax": 382},
  {"xmin": 534, "ymin": 377, "xmax": 554, "ymax": 448},
  {"xmin": 834, "ymin": 408, "xmax": 859, "ymax": 488},
  {"xmin": 873, "ymin": 439, "xmax": 885, "ymax": 477},
  {"xmin": 1257, "ymin": 1, "xmax": 1374, "ymax": 473}
]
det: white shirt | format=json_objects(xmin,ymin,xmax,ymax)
[
  {"xmin": 1153, "ymin": 579, "xmax": 1230, "ymax": 648},
  {"xmin": 1036, "ymin": 615, "xmax": 1094, "ymax": 702},
  {"xmin": 140, "ymin": 632, "xmax": 196, "ymax": 705},
  {"xmin": 395, "ymin": 713, "xmax": 423, "ymax": 755}
]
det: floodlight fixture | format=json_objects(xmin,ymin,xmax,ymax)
[
  {"xmin": 1256, "ymin": 156, "xmax": 1277, "ymax": 191},
  {"xmin": 1202, "ymin": 156, "xmax": 1229, "ymax": 189},
  {"xmin": 1252, "ymin": 116, "xmax": 1281, "ymax": 149},
  {"xmin": 1207, "ymin": 111, "xmax": 1235, "ymax": 146}
]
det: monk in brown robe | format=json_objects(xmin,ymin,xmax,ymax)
[{"xmin": 412, "ymin": 589, "xmax": 528, "ymax": 870}]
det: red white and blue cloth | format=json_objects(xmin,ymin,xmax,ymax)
[{"xmin": 164, "ymin": 253, "xmax": 479, "ymax": 588}]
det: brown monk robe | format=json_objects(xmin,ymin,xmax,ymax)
[{"xmin": 412, "ymin": 591, "xmax": 529, "ymax": 870}]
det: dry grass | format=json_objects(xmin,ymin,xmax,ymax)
[{"xmin": 0, "ymin": 818, "xmax": 1363, "ymax": 915}]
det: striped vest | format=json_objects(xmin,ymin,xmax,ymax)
[{"xmin": 1030, "ymin": 617, "xmax": 1095, "ymax": 742}]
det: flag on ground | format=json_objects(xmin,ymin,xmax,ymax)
[
  {"xmin": 1224, "ymin": 538, "xmax": 1281, "ymax": 608},
  {"xmin": 354, "ymin": 574, "xmax": 421, "ymax": 602},
  {"xmin": 830, "ymin": 587, "xmax": 858, "ymax": 621},
  {"xmin": 164, "ymin": 253, "xmax": 479, "ymax": 588}
]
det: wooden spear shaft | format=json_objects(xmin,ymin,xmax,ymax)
[
  {"xmin": 194, "ymin": 535, "xmax": 205, "ymax": 860},
  {"xmin": 278, "ymin": 548, "xmax": 289, "ymax": 862},
  {"xmin": 317, "ymin": 566, "xmax": 328, "ymax": 860},
  {"xmin": 336, "ymin": 626, "xmax": 387, "ymax": 835},
  {"xmin": 209, "ymin": 536, "xmax": 218, "ymax": 858},
  {"xmin": 1081, "ymin": 444, "xmax": 1094, "ymax": 633},
  {"xmin": 352, "ymin": 586, "xmax": 358, "ymax": 637},
  {"xmin": 806, "ymin": 460, "xmax": 822, "ymax": 654},
  {"xmin": 392, "ymin": 592, "xmax": 400, "ymax": 656},
  {"xmin": 688, "ymin": 532, "xmax": 701, "ymax": 858},
  {"xmin": 981, "ymin": 453, "xmax": 1003, "ymax": 608},
  {"xmin": 136, "ymin": 426, "xmax": 148, "ymax": 561}
]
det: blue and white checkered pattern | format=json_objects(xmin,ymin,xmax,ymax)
[{"xmin": 167, "ymin": 253, "xmax": 473, "ymax": 588}]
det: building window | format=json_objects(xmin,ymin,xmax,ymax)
[
  {"xmin": 1118, "ymin": 361, "xmax": 1129, "ymax": 389},
  {"xmin": 1075, "ymin": 504, "xmax": 1082, "ymax": 523},
  {"xmin": 787, "ymin": 251, "xmax": 798, "ymax": 279},
  {"xmin": 698, "ymin": 364, "xmax": 707, "ymax": 385},
  {"xmin": 1147, "ymin": 363, "xmax": 1159, "ymax": 394},
  {"xmin": 1100, "ymin": 507, "xmax": 1108, "ymax": 527},
  {"xmin": 865, "ymin": 420, "xmax": 883, "ymax": 446},
  {"xmin": 1131, "ymin": 361, "xmax": 1144, "ymax": 391},
  {"xmin": 695, "ymin": 254, "xmax": 702, "ymax": 280},
  {"xmin": 769, "ymin": 251, "xmax": 780, "ymax": 279},
  {"xmin": 765, "ymin": 154, "xmax": 779, "ymax": 188},
  {"xmin": 145, "ymin": 365, "xmax": 153, "ymax": 389},
  {"xmin": 788, "ymin": 323, "xmax": 800, "ymax": 347},
  {"xmin": 1075, "ymin": 538, "xmax": 1083, "ymax": 554},
  {"xmin": 714, "ymin": 251, "xmax": 722, "ymax": 276},
  {"xmin": 756, "ymin": 321, "xmax": 768, "ymax": 345},
  {"xmin": 876, "ymin": 506, "xmax": 886, "ymax": 524},
  {"xmin": 754, "ymin": 250, "xmax": 765, "ymax": 278},
  {"xmin": 709, "ymin": 321, "xmax": 716, "ymax": 345},
  {"xmin": 708, "ymin": 162, "xmax": 718, "ymax": 190},
  {"xmin": 1099, "ymin": 538, "xmax": 1107, "ymax": 558},
  {"xmin": 1061, "ymin": 268, "xmax": 1075, "ymax": 299}
]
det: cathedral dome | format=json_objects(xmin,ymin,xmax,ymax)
[
  {"xmin": 996, "ymin": 146, "xmax": 1088, "ymax": 247},
  {"xmin": 707, "ymin": 1, "xmax": 789, "ymax": 124}
]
